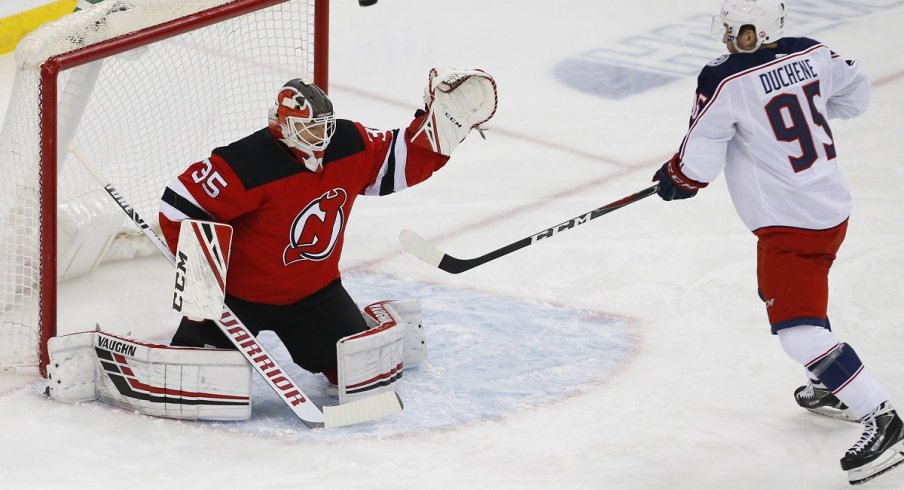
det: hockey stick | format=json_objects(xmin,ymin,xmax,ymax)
[
  {"xmin": 400, "ymin": 185, "xmax": 659, "ymax": 274},
  {"xmin": 69, "ymin": 143, "xmax": 402, "ymax": 428}
]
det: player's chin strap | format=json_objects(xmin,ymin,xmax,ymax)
[
  {"xmin": 410, "ymin": 67, "xmax": 498, "ymax": 156},
  {"xmin": 732, "ymin": 37, "xmax": 760, "ymax": 53}
]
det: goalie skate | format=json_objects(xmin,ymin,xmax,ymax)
[
  {"xmin": 841, "ymin": 402, "xmax": 904, "ymax": 485},
  {"xmin": 794, "ymin": 382, "xmax": 856, "ymax": 422}
]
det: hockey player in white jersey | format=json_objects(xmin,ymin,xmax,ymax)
[{"xmin": 651, "ymin": 0, "xmax": 903, "ymax": 485}]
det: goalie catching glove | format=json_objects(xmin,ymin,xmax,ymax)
[{"xmin": 410, "ymin": 67, "xmax": 498, "ymax": 156}]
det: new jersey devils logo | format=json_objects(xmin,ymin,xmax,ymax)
[{"xmin": 284, "ymin": 189, "xmax": 347, "ymax": 264}]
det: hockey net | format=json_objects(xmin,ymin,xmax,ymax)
[{"xmin": 0, "ymin": 0, "xmax": 326, "ymax": 375}]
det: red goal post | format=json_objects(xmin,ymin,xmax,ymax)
[{"xmin": 0, "ymin": 0, "xmax": 328, "ymax": 376}]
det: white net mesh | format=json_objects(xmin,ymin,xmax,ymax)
[{"xmin": 0, "ymin": 0, "xmax": 319, "ymax": 371}]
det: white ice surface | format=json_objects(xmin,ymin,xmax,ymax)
[{"xmin": 2, "ymin": 1, "xmax": 904, "ymax": 489}]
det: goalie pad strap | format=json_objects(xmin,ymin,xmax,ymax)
[
  {"xmin": 338, "ymin": 302, "xmax": 404, "ymax": 404},
  {"xmin": 47, "ymin": 331, "xmax": 252, "ymax": 421},
  {"xmin": 363, "ymin": 299, "xmax": 426, "ymax": 368}
]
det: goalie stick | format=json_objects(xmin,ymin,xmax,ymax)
[
  {"xmin": 69, "ymin": 143, "xmax": 403, "ymax": 428},
  {"xmin": 400, "ymin": 185, "xmax": 659, "ymax": 274}
]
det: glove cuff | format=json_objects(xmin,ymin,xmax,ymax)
[{"xmin": 666, "ymin": 154, "xmax": 708, "ymax": 191}]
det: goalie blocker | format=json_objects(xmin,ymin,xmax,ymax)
[{"xmin": 173, "ymin": 219, "xmax": 233, "ymax": 321}]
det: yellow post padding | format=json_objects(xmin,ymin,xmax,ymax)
[{"xmin": 0, "ymin": 1, "xmax": 80, "ymax": 55}]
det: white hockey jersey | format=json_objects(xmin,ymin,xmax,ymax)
[{"xmin": 677, "ymin": 37, "xmax": 870, "ymax": 232}]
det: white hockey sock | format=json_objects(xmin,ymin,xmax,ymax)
[
  {"xmin": 778, "ymin": 325, "xmax": 888, "ymax": 419},
  {"xmin": 831, "ymin": 368, "xmax": 888, "ymax": 419}
]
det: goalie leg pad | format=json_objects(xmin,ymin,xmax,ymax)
[
  {"xmin": 48, "ymin": 331, "xmax": 252, "ymax": 421},
  {"xmin": 387, "ymin": 300, "xmax": 426, "ymax": 368},
  {"xmin": 47, "ymin": 332, "xmax": 100, "ymax": 403},
  {"xmin": 339, "ymin": 302, "xmax": 404, "ymax": 404},
  {"xmin": 362, "ymin": 299, "xmax": 426, "ymax": 368}
]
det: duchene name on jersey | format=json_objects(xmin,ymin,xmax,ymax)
[{"xmin": 759, "ymin": 58, "xmax": 818, "ymax": 95}]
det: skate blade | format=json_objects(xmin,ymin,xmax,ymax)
[
  {"xmin": 847, "ymin": 441, "xmax": 904, "ymax": 485},
  {"xmin": 804, "ymin": 405, "xmax": 857, "ymax": 423}
]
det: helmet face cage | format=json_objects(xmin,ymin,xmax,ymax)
[
  {"xmin": 274, "ymin": 79, "xmax": 336, "ymax": 158},
  {"xmin": 711, "ymin": 0, "xmax": 785, "ymax": 51},
  {"xmin": 283, "ymin": 113, "xmax": 336, "ymax": 152}
]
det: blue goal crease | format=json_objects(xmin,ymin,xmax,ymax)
[{"xmin": 211, "ymin": 271, "xmax": 637, "ymax": 441}]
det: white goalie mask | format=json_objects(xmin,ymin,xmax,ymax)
[
  {"xmin": 711, "ymin": 0, "xmax": 785, "ymax": 53},
  {"xmin": 268, "ymin": 79, "xmax": 336, "ymax": 172}
]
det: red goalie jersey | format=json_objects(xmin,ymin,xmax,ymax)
[{"xmin": 159, "ymin": 114, "xmax": 448, "ymax": 305}]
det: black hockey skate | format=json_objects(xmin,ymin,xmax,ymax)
[
  {"xmin": 840, "ymin": 402, "xmax": 904, "ymax": 485},
  {"xmin": 794, "ymin": 382, "xmax": 855, "ymax": 422}
]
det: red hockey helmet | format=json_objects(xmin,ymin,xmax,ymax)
[{"xmin": 269, "ymin": 79, "xmax": 336, "ymax": 171}]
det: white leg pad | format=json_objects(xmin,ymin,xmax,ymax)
[
  {"xmin": 48, "ymin": 331, "xmax": 252, "ymax": 421},
  {"xmin": 339, "ymin": 302, "xmax": 404, "ymax": 404},
  {"xmin": 388, "ymin": 299, "xmax": 426, "ymax": 368},
  {"xmin": 47, "ymin": 332, "xmax": 100, "ymax": 403},
  {"xmin": 362, "ymin": 299, "xmax": 426, "ymax": 368}
]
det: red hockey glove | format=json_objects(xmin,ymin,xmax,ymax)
[{"xmin": 652, "ymin": 153, "xmax": 708, "ymax": 201}]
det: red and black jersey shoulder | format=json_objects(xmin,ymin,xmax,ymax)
[
  {"xmin": 213, "ymin": 128, "xmax": 305, "ymax": 190},
  {"xmin": 323, "ymin": 119, "xmax": 367, "ymax": 164},
  {"xmin": 214, "ymin": 120, "xmax": 367, "ymax": 190}
]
